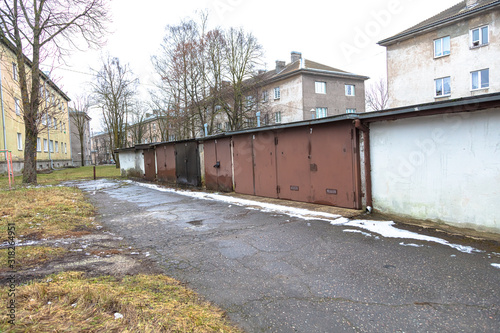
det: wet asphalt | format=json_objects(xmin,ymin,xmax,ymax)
[{"xmin": 73, "ymin": 179, "xmax": 500, "ymax": 333}]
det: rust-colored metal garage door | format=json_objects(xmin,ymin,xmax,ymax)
[
  {"xmin": 156, "ymin": 143, "xmax": 176, "ymax": 184},
  {"xmin": 309, "ymin": 122, "xmax": 361, "ymax": 209},
  {"xmin": 143, "ymin": 148, "xmax": 156, "ymax": 181},
  {"xmin": 204, "ymin": 138, "xmax": 233, "ymax": 192},
  {"xmin": 253, "ymin": 131, "xmax": 278, "ymax": 198},
  {"xmin": 233, "ymin": 134, "xmax": 254, "ymax": 195}
]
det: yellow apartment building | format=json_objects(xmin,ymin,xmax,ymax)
[{"xmin": 0, "ymin": 38, "xmax": 72, "ymax": 173}]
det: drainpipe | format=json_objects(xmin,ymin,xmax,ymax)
[
  {"xmin": 0, "ymin": 63, "xmax": 7, "ymax": 159},
  {"xmin": 204, "ymin": 123, "xmax": 208, "ymax": 136},
  {"xmin": 354, "ymin": 119, "xmax": 372, "ymax": 212}
]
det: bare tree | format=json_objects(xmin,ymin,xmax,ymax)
[
  {"xmin": 223, "ymin": 27, "xmax": 263, "ymax": 130},
  {"xmin": 70, "ymin": 96, "xmax": 91, "ymax": 166},
  {"xmin": 366, "ymin": 78, "xmax": 389, "ymax": 111},
  {"xmin": 0, "ymin": 0, "xmax": 109, "ymax": 184},
  {"xmin": 92, "ymin": 56, "xmax": 137, "ymax": 168}
]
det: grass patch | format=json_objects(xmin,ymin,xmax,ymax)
[
  {"xmin": 0, "ymin": 246, "xmax": 68, "ymax": 271},
  {"xmin": 0, "ymin": 165, "xmax": 122, "ymax": 188},
  {"xmin": 0, "ymin": 271, "xmax": 241, "ymax": 333},
  {"xmin": 0, "ymin": 187, "xmax": 95, "ymax": 242}
]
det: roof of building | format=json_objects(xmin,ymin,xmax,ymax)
[
  {"xmin": 378, "ymin": 0, "xmax": 500, "ymax": 46},
  {"xmin": 255, "ymin": 57, "xmax": 369, "ymax": 84},
  {"xmin": 0, "ymin": 37, "xmax": 71, "ymax": 101}
]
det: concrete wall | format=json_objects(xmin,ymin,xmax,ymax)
[
  {"xmin": 119, "ymin": 150, "xmax": 144, "ymax": 177},
  {"xmin": 370, "ymin": 108, "xmax": 500, "ymax": 233},
  {"xmin": 386, "ymin": 8, "xmax": 500, "ymax": 108},
  {"xmin": 261, "ymin": 75, "xmax": 304, "ymax": 124},
  {"xmin": 302, "ymin": 74, "xmax": 366, "ymax": 117}
]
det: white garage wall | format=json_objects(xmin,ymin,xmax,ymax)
[{"xmin": 370, "ymin": 108, "xmax": 500, "ymax": 233}]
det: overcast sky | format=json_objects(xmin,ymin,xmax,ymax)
[{"xmin": 49, "ymin": 0, "xmax": 461, "ymax": 131}]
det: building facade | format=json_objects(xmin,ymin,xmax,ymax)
[
  {"xmin": 0, "ymin": 39, "xmax": 72, "ymax": 172},
  {"xmin": 212, "ymin": 52, "xmax": 369, "ymax": 133},
  {"xmin": 379, "ymin": 0, "xmax": 500, "ymax": 108},
  {"xmin": 69, "ymin": 109, "xmax": 92, "ymax": 166}
]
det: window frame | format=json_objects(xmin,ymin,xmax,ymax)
[
  {"xmin": 12, "ymin": 62, "xmax": 18, "ymax": 81},
  {"xmin": 43, "ymin": 139, "xmax": 48, "ymax": 152},
  {"xmin": 55, "ymin": 141, "xmax": 59, "ymax": 153},
  {"xmin": 434, "ymin": 36, "xmax": 451, "ymax": 58},
  {"xmin": 15, "ymin": 98, "xmax": 21, "ymax": 115},
  {"xmin": 274, "ymin": 87, "xmax": 281, "ymax": 100},
  {"xmin": 316, "ymin": 107, "xmax": 328, "ymax": 119},
  {"xmin": 345, "ymin": 84, "xmax": 355, "ymax": 96},
  {"xmin": 435, "ymin": 76, "xmax": 451, "ymax": 97},
  {"xmin": 470, "ymin": 25, "xmax": 489, "ymax": 48},
  {"xmin": 49, "ymin": 140, "xmax": 54, "ymax": 153},
  {"xmin": 17, "ymin": 133, "xmax": 22, "ymax": 150},
  {"xmin": 315, "ymin": 81, "xmax": 326, "ymax": 94},
  {"xmin": 274, "ymin": 111, "xmax": 282, "ymax": 123},
  {"xmin": 37, "ymin": 137, "xmax": 41, "ymax": 152},
  {"xmin": 346, "ymin": 108, "xmax": 356, "ymax": 114},
  {"xmin": 471, "ymin": 68, "xmax": 489, "ymax": 90}
]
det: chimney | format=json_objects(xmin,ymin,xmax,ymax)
[
  {"xmin": 466, "ymin": 0, "xmax": 478, "ymax": 8},
  {"xmin": 291, "ymin": 51, "xmax": 302, "ymax": 63},
  {"xmin": 258, "ymin": 69, "xmax": 267, "ymax": 75},
  {"xmin": 275, "ymin": 60, "xmax": 285, "ymax": 74}
]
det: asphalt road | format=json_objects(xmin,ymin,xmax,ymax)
[{"xmin": 74, "ymin": 179, "xmax": 500, "ymax": 333}]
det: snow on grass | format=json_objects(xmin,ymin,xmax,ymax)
[
  {"xmin": 132, "ymin": 181, "xmax": 482, "ymax": 254},
  {"xmin": 492, "ymin": 263, "xmax": 500, "ymax": 269}
]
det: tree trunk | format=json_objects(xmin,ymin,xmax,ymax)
[
  {"xmin": 80, "ymin": 133, "xmax": 85, "ymax": 166},
  {"xmin": 23, "ymin": 129, "xmax": 38, "ymax": 184}
]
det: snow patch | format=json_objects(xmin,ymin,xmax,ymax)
[{"xmin": 491, "ymin": 263, "xmax": 500, "ymax": 269}]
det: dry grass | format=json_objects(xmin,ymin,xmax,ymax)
[
  {"xmin": 0, "ymin": 165, "xmax": 122, "ymax": 189},
  {"xmin": 0, "ymin": 271, "xmax": 241, "ymax": 333},
  {"xmin": 0, "ymin": 246, "xmax": 68, "ymax": 271},
  {"xmin": 0, "ymin": 186, "xmax": 95, "ymax": 242}
]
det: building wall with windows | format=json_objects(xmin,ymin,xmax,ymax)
[
  {"xmin": 0, "ymin": 40, "xmax": 72, "ymax": 172},
  {"xmin": 380, "ymin": 2, "xmax": 500, "ymax": 108},
  {"xmin": 69, "ymin": 110, "xmax": 92, "ymax": 166}
]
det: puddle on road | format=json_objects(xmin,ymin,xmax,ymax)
[{"xmin": 187, "ymin": 220, "xmax": 204, "ymax": 227}]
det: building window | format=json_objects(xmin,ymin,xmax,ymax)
[
  {"xmin": 246, "ymin": 95, "xmax": 254, "ymax": 107},
  {"xmin": 434, "ymin": 36, "xmax": 450, "ymax": 57},
  {"xmin": 17, "ymin": 133, "xmax": 22, "ymax": 150},
  {"xmin": 43, "ymin": 139, "xmax": 48, "ymax": 152},
  {"xmin": 37, "ymin": 137, "xmax": 41, "ymax": 152},
  {"xmin": 54, "ymin": 117, "xmax": 57, "ymax": 129},
  {"xmin": 435, "ymin": 77, "xmax": 451, "ymax": 97},
  {"xmin": 346, "ymin": 108, "xmax": 356, "ymax": 114},
  {"xmin": 15, "ymin": 98, "xmax": 21, "ymax": 115},
  {"xmin": 55, "ymin": 141, "xmax": 59, "ymax": 153},
  {"xmin": 12, "ymin": 63, "xmax": 17, "ymax": 81},
  {"xmin": 61, "ymin": 142, "xmax": 64, "ymax": 153},
  {"xmin": 42, "ymin": 114, "xmax": 47, "ymax": 125},
  {"xmin": 471, "ymin": 69, "xmax": 489, "ymax": 90},
  {"xmin": 49, "ymin": 140, "xmax": 54, "ymax": 153},
  {"xmin": 225, "ymin": 122, "xmax": 230, "ymax": 131},
  {"xmin": 316, "ymin": 107, "xmax": 327, "ymax": 118},
  {"xmin": 471, "ymin": 26, "xmax": 488, "ymax": 47},
  {"xmin": 345, "ymin": 84, "xmax": 355, "ymax": 96},
  {"xmin": 274, "ymin": 87, "xmax": 280, "ymax": 100},
  {"xmin": 262, "ymin": 90, "xmax": 268, "ymax": 102},
  {"xmin": 275, "ymin": 111, "xmax": 282, "ymax": 123},
  {"xmin": 315, "ymin": 81, "xmax": 326, "ymax": 94},
  {"xmin": 64, "ymin": 143, "xmax": 67, "ymax": 154}
]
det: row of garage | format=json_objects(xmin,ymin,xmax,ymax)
[{"xmin": 119, "ymin": 116, "xmax": 364, "ymax": 210}]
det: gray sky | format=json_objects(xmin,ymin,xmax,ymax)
[{"xmin": 49, "ymin": 0, "xmax": 461, "ymax": 131}]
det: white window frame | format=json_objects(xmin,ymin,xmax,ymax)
[
  {"xmin": 12, "ymin": 62, "xmax": 17, "ymax": 81},
  {"xmin": 434, "ymin": 36, "xmax": 450, "ymax": 58},
  {"xmin": 316, "ymin": 107, "xmax": 327, "ymax": 119},
  {"xmin": 346, "ymin": 108, "xmax": 356, "ymax": 114},
  {"xmin": 61, "ymin": 142, "xmax": 64, "ymax": 153},
  {"xmin": 49, "ymin": 140, "xmax": 54, "ymax": 153},
  {"xmin": 274, "ymin": 87, "xmax": 281, "ymax": 100},
  {"xmin": 55, "ymin": 141, "xmax": 59, "ymax": 153},
  {"xmin": 345, "ymin": 84, "xmax": 355, "ymax": 96},
  {"xmin": 17, "ymin": 133, "xmax": 22, "ymax": 150},
  {"xmin": 315, "ymin": 81, "xmax": 326, "ymax": 94},
  {"xmin": 275, "ymin": 111, "xmax": 282, "ymax": 123},
  {"xmin": 64, "ymin": 143, "xmax": 67, "ymax": 154},
  {"xmin": 435, "ymin": 76, "xmax": 451, "ymax": 97},
  {"xmin": 262, "ymin": 90, "xmax": 268, "ymax": 102},
  {"xmin": 470, "ymin": 25, "xmax": 489, "ymax": 48},
  {"xmin": 37, "ymin": 137, "xmax": 41, "ymax": 152},
  {"xmin": 43, "ymin": 139, "xmax": 48, "ymax": 152},
  {"xmin": 471, "ymin": 69, "xmax": 489, "ymax": 90},
  {"xmin": 15, "ymin": 98, "xmax": 21, "ymax": 115}
]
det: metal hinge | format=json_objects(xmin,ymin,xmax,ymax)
[{"xmin": 277, "ymin": 185, "xmax": 281, "ymax": 194}]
